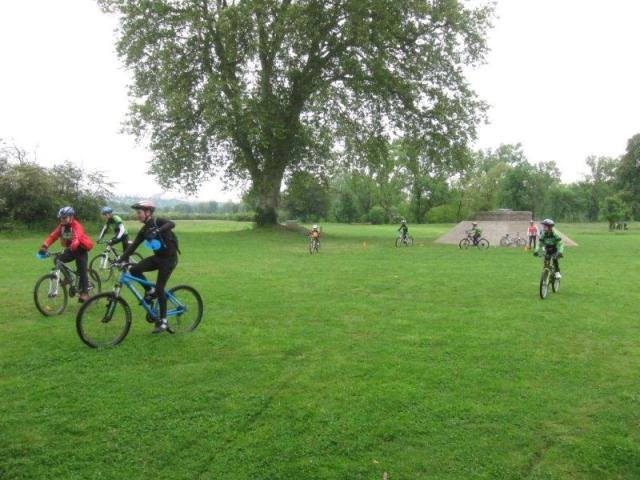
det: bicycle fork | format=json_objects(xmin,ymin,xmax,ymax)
[{"xmin": 102, "ymin": 286, "xmax": 121, "ymax": 323}]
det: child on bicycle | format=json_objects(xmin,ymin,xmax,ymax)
[
  {"xmin": 119, "ymin": 200, "xmax": 179, "ymax": 334},
  {"xmin": 97, "ymin": 206, "xmax": 129, "ymax": 254},
  {"xmin": 38, "ymin": 206, "xmax": 94, "ymax": 303},
  {"xmin": 534, "ymin": 218, "xmax": 564, "ymax": 279},
  {"xmin": 310, "ymin": 224, "xmax": 321, "ymax": 243},
  {"xmin": 398, "ymin": 219, "xmax": 409, "ymax": 239},
  {"xmin": 468, "ymin": 222, "xmax": 482, "ymax": 245}
]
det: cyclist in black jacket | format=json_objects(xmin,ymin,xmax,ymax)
[{"xmin": 120, "ymin": 200, "xmax": 178, "ymax": 334}]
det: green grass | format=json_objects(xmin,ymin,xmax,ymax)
[{"xmin": 1, "ymin": 221, "xmax": 640, "ymax": 479}]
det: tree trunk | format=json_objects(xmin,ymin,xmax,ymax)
[{"xmin": 254, "ymin": 170, "xmax": 284, "ymax": 227}]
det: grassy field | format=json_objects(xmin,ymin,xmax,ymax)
[{"xmin": 1, "ymin": 221, "xmax": 639, "ymax": 479}]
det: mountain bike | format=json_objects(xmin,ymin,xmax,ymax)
[
  {"xmin": 309, "ymin": 236, "xmax": 320, "ymax": 254},
  {"xmin": 500, "ymin": 232, "xmax": 526, "ymax": 247},
  {"xmin": 76, "ymin": 261, "xmax": 203, "ymax": 348},
  {"xmin": 538, "ymin": 252, "xmax": 561, "ymax": 299},
  {"xmin": 459, "ymin": 233, "xmax": 490, "ymax": 249},
  {"xmin": 395, "ymin": 234, "xmax": 413, "ymax": 247},
  {"xmin": 34, "ymin": 252, "xmax": 102, "ymax": 316},
  {"xmin": 90, "ymin": 240, "xmax": 142, "ymax": 282}
]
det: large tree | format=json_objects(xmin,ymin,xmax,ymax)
[
  {"xmin": 616, "ymin": 134, "xmax": 640, "ymax": 218},
  {"xmin": 100, "ymin": 0, "xmax": 493, "ymax": 225}
]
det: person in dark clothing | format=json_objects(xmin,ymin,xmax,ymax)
[
  {"xmin": 120, "ymin": 200, "xmax": 178, "ymax": 334},
  {"xmin": 97, "ymin": 206, "xmax": 129, "ymax": 253}
]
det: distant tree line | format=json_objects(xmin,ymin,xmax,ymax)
[
  {"xmin": 280, "ymin": 134, "xmax": 640, "ymax": 227},
  {"xmin": 0, "ymin": 139, "xmax": 112, "ymax": 229}
]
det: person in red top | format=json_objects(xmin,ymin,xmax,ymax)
[
  {"xmin": 527, "ymin": 220, "xmax": 539, "ymax": 250},
  {"xmin": 38, "ymin": 206, "xmax": 94, "ymax": 302}
]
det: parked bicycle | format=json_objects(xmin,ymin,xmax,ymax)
[
  {"xmin": 538, "ymin": 252, "xmax": 561, "ymax": 299},
  {"xmin": 500, "ymin": 232, "xmax": 526, "ymax": 247},
  {"xmin": 34, "ymin": 252, "xmax": 101, "ymax": 316},
  {"xmin": 76, "ymin": 261, "xmax": 203, "ymax": 348},
  {"xmin": 459, "ymin": 232, "xmax": 490, "ymax": 249},
  {"xmin": 90, "ymin": 240, "xmax": 142, "ymax": 282},
  {"xmin": 309, "ymin": 236, "xmax": 320, "ymax": 254},
  {"xmin": 395, "ymin": 233, "xmax": 414, "ymax": 247}
]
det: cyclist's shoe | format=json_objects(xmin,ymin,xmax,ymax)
[
  {"xmin": 78, "ymin": 293, "xmax": 89, "ymax": 303},
  {"xmin": 152, "ymin": 319, "xmax": 168, "ymax": 334},
  {"xmin": 143, "ymin": 289, "xmax": 157, "ymax": 303},
  {"xmin": 554, "ymin": 272, "xmax": 562, "ymax": 279}
]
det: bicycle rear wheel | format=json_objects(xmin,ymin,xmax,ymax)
[
  {"xmin": 34, "ymin": 273, "xmax": 68, "ymax": 316},
  {"xmin": 166, "ymin": 285, "xmax": 203, "ymax": 334},
  {"xmin": 90, "ymin": 253, "xmax": 113, "ymax": 283},
  {"xmin": 539, "ymin": 269, "xmax": 550, "ymax": 299},
  {"xmin": 459, "ymin": 238, "xmax": 470, "ymax": 249},
  {"xmin": 76, "ymin": 293, "xmax": 132, "ymax": 348}
]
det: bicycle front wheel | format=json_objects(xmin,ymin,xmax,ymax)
[
  {"xmin": 76, "ymin": 293, "xmax": 132, "ymax": 348},
  {"xmin": 166, "ymin": 285, "xmax": 203, "ymax": 334},
  {"xmin": 90, "ymin": 253, "xmax": 113, "ymax": 283},
  {"xmin": 478, "ymin": 238, "xmax": 490, "ymax": 249},
  {"xmin": 406, "ymin": 236, "xmax": 413, "ymax": 246},
  {"xmin": 552, "ymin": 274, "xmax": 561, "ymax": 293},
  {"xmin": 539, "ymin": 269, "xmax": 550, "ymax": 299},
  {"xmin": 34, "ymin": 273, "xmax": 68, "ymax": 316}
]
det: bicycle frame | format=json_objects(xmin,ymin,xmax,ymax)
[{"xmin": 112, "ymin": 269, "xmax": 187, "ymax": 320}]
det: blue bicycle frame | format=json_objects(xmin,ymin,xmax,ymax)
[{"xmin": 113, "ymin": 269, "xmax": 187, "ymax": 320}]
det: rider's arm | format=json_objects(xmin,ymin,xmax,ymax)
[
  {"xmin": 155, "ymin": 218, "xmax": 175, "ymax": 233},
  {"xmin": 112, "ymin": 222, "xmax": 126, "ymax": 241},
  {"xmin": 121, "ymin": 229, "xmax": 144, "ymax": 259},
  {"xmin": 69, "ymin": 221, "xmax": 88, "ymax": 251},
  {"xmin": 555, "ymin": 235, "xmax": 565, "ymax": 254},
  {"xmin": 97, "ymin": 223, "xmax": 108, "ymax": 242},
  {"xmin": 42, "ymin": 225, "xmax": 61, "ymax": 249}
]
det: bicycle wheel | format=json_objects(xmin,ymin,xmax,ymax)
[
  {"xmin": 90, "ymin": 253, "xmax": 113, "ymax": 283},
  {"xmin": 395, "ymin": 237, "xmax": 402, "ymax": 247},
  {"xmin": 499, "ymin": 237, "xmax": 509, "ymax": 247},
  {"xmin": 165, "ymin": 285, "xmax": 203, "ymax": 334},
  {"xmin": 88, "ymin": 268, "xmax": 102, "ymax": 294},
  {"xmin": 552, "ymin": 274, "xmax": 561, "ymax": 293},
  {"xmin": 539, "ymin": 269, "xmax": 550, "ymax": 299},
  {"xmin": 478, "ymin": 238, "xmax": 490, "ymax": 249},
  {"xmin": 517, "ymin": 238, "xmax": 527, "ymax": 247},
  {"xmin": 459, "ymin": 238, "xmax": 470, "ymax": 249},
  {"xmin": 406, "ymin": 236, "xmax": 413, "ymax": 246},
  {"xmin": 76, "ymin": 293, "xmax": 132, "ymax": 348},
  {"xmin": 34, "ymin": 273, "xmax": 68, "ymax": 316},
  {"xmin": 309, "ymin": 241, "xmax": 314, "ymax": 254}
]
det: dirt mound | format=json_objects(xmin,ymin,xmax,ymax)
[{"xmin": 435, "ymin": 221, "xmax": 578, "ymax": 247}]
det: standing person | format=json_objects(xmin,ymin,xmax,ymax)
[
  {"xmin": 398, "ymin": 219, "xmax": 409, "ymax": 240},
  {"xmin": 38, "ymin": 206, "xmax": 94, "ymax": 302},
  {"xmin": 527, "ymin": 220, "xmax": 538, "ymax": 250},
  {"xmin": 120, "ymin": 200, "xmax": 179, "ymax": 334},
  {"xmin": 534, "ymin": 219, "xmax": 564, "ymax": 279},
  {"xmin": 97, "ymin": 207, "xmax": 129, "ymax": 254}
]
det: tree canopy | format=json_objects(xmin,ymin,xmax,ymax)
[{"xmin": 99, "ymin": 0, "xmax": 494, "ymax": 224}]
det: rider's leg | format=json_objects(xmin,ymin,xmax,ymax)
[
  {"xmin": 129, "ymin": 256, "xmax": 156, "ymax": 292},
  {"xmin": 155, "ymin": 256, "xmax": 178, "ymax": 320}
]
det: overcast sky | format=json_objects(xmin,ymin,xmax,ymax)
[{"xmin": 0, "ymin": 1, "xmax": 638, "ymax": 200}]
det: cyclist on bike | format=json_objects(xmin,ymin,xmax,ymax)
[
  {"xmin": 119, "ymin": 200, "xmax": 179, "ymax": 334},
  {"xmin": 38, "ymin": 206, "xmax": 94, "ymax": 303},
  {"xmin": 534, "ymin": 218, "xmax": 564, "ymax": 279},
  {"xmin": 97, "ymin": 206, "xmax": 129, "ymax": 254},
  {"xmin": 310, "ymin": 224, "xmax": 321, "ymax": 243},
  {"xmin": 398, "ymin": 219, "xmax": 409, "ymax": 240},
  {"xmin": 468, "ymin": 222, "xmax": 482, "ymax": 245}
]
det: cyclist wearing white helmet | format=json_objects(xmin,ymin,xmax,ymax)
[
  {"xmin": 534, "ymin": 219, "xmax": 564, "ymax": 279},
  {"xmin": 119, "ymin": 200, "xmax": 179, "ymax": 334},
  {"xmin": 38, "ymin": 206, "xmax": 95, "ymax": 303},
  {"xmin": 398, "ymin": 218, "xmax": 409, "ymax": 240},
  {"xmin": 97, "ymin": 206, "xmax": 129, "ymax": 253},
  {"xmin": 310, "ymin": 224, "xmax": 321, "ymax": 240}
]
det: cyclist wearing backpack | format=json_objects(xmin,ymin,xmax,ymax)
[
  {"xmin": 534, "ymin": 218, "xmax": 564, "ymax": 279},
  {"xmin": 38, "ymin": 206, "xmax": 94, "ymax": 303},
  {"xmin": 120, "ymin": 200, "xmax": 179, "ymax": 334},
  {"xmin": 468, "ymin": 222, "xmax": 482, "ymax": 245},
  {"xmin": 398, "ymin": 219, "xmax": 409, "ymax": 240},
  {"xmin": 97, "ymin": 206, "xmax": 129, "ymax": 253}
]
